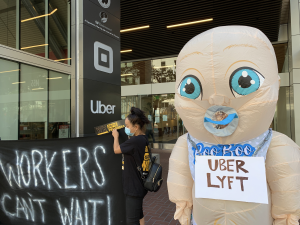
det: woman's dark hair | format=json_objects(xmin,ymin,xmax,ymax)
[{"xmin": 127, "ymin": 107, "xmax": 150, "ymax": 129}]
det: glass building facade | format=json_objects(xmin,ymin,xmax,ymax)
[
  {"xmin": 121, "ymin": 57, "xmax": 177, "ymax": 86},
  {"xmin": 0, "ymin": 0, "xmax": 71, "ymax": 140},
  {"xmin": 0, "ymin": 0, "xmax": 70, "ymax": 64},
  {"xmin": 0, "ymin": 58, "xmax": 70, "ymax": 140},
  {"xmin": 121, "ymin": 94, "xmax": 187, "ymax": 144}
]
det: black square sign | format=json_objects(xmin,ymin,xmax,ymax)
[
  {"xmin": 84, "ymin": 0, "xmax": 120, "ymax": 41},
  {"xmin": 83, "ymin": 24, "xmax": 121, "ymax": 86}
]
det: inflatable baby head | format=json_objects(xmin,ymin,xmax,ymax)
[{"xmin": 175, "ymin": 26, "xmax": 280, "ymax": 144}]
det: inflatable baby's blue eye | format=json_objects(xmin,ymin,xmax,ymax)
[
  {"xmin": 229, "ymin": 67, "xmax": 265, "ymax": 96},
  {"xmin": 178, "ymin": 75, "xmax": 202, "ymax": 99}
]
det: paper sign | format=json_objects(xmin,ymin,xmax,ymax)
[
  {"xmin": 163, "ymin": 115, "xmax": 168, "ymax": 121},
  {"xmin": 94, "ymin": 119, "xmax": 125, "ymax": 135},
  {"xmin": 155, "ymin": 109, "xmax": 160, "ymax": 116},
  {"xmin": 195, "ymin": 156, "xmax": 268, "ymax": 204},
  {"xmin": 155, "ymin": 117, "xmax": 160, "ymax": 123},
  {"xmin": 148, "ymin": 115, "xmax": 152, "ymax": 121},
  {"xmin": 59, "ymin": 125, "xmax": 69, "ymax": 138}
]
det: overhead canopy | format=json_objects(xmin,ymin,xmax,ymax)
[{"xmin": 120, "ymin": 0, "xmax": 286, "ymax": 61}]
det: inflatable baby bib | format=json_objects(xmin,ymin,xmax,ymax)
[{"xmin": 167, "ymin": 26, "xmax": 300, "ymax": 225}]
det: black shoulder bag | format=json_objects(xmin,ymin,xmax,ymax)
[{"xmin": 132, "ymin": 137, "xmax": 163, "ymax": 192}]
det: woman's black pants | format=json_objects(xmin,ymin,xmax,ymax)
[{"xmin": 125, "ymin": 195, "xmax": 144, "ymax": 225}]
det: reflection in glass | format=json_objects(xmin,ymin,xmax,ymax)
[
  {"xmin": 121, "ymin": 94, "xmax": 179, "ymax": 144},
  {"xmin": 0, "ymin": 0, "xmax": 17, "ymax": 48},
  {"xmin": 48, "ymin": 0, "xmax": 70, "ymax": 64},
  {"xmin": 152, "ymin": 57, "xmax": 176, "ymax": 83},
  {"xmin": 20, "ymin": 64, "xmax": 48, "ymax": 140},
  {"xmin": 121, "ymin": 95, "xmax": 139, "ymax": 118},
  {"xmin": 0, "ymin": 58, "xmax": 19, "ymax": 140},
  {"xmin": 152, "ymin": 94, "xmax": 177, "ymax": 144},
  {"xmin": 21, "ymin": 0, "xmax": 46, "ymax": 56},
  {"xmin": 49, "ymin": 71, "xmax": 70, "ymax": 138},
  {"xmin": 140, "ymin": 95, "xmax": 154, "ymax": 143},
  {"xmin": 121, "ymin": 60, "xmax": 152, "ymax": 86}
]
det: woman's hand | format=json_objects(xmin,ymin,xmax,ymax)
[
  {"xmin": 112, "ymin": 129, "xmax": 122, "ymax": 154},
  {"xmin": 112, "ymin": 129, "xmax": 119, "ymax": 138}
]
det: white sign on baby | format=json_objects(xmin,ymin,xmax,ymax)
[{"xmin": 195, "ymin": 156, "xmax": 268, "ymax": 204}]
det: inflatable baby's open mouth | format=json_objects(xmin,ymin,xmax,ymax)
[{"xmin": 204, "ymin": 106, "xmax": 239, "ymax": 137}]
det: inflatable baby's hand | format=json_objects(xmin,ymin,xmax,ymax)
[
  {"xmin": 266, "ymin": 132, "xmax": 300, "ymax": 225},
  {"xmin": 167, "ymin": 134, "xmax": 194, "ymax": 225},
  {"xmin": 173, "ymin": 200, "xmax": 193, "ymax": 225}
]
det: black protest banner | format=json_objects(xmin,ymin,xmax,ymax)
[{"xmin": 0, "ymin": 132, "xmax": 127, "ymax": 225}]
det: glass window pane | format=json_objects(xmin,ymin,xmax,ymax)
[
  {"xmin": 0, "ymin": 58, "xmax": 19, "ymax": 140},
  {"xmin": 20, "ymin": 64, "xmax": 48, "ymax": 140},
  {"xmin": 49, "ymin": 71, "xmax": 70, "ymax": 138},
  {"xmin": 0, "ymin": 0, "xmax": 17, "ymax": 48},
  {"xmin": 48, "ymin": 0, "xmax": 70, "ymax": 64},
  {"xmin": 152, "ymin": 94, "xmax": 177, "ymax": 144},
  {"xmin": 140, "ymin": 95, "xmax": 155, "ymax": 143},
  {"xmin": 121, "ymin": 60, "xmax": 152, "ymax": 86},
  {"xmin": 121, "ymin": 96, "xmax": 139, "ymax": 118},
  {"xmin": 21, "ymin": 0, "xmax": 46, "ymax": 56},
  {"xmin": 152, "ymin": 57, "xmax": 177, "ymax": 83}
]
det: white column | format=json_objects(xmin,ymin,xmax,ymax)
[{"xmin": 289, "ymin": 0, "xmax": 300, "ymax": 145}]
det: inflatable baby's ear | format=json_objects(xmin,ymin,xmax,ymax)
[{"xmin": 175, "ymin": 26, "xmax": 280, "ymax": 144}]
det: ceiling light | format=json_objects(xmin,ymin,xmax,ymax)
[
  {"xmin": 121, "ymin": 25, "xmax": 149, "ymax": 33},
  {"xmin": 12, "ymin": 81, "xmax": 25, "ymax": 84},
  {"xmin": 121, "ymin": 73, "xmax": 133, "ymax": 76},
  {"xmin": 21, "ymin": 8, "xmax": 58, "ymax": 22},
  {"xmin": 167, "ymin": 18, "xmax": 213, "ymax": 28},
  {"xmin": 32, "ymin": 88, "xmax": 44, "ymax": 90},
  {"xmin": 121, "ymin": 49, "xmax": 132, "ymax": 53},
  {"xmin": 21, "ymin": 44, "xmax": 48, "ymax": 50},
  {"xmin": 55, "ymin": 58, "xmax": 71, "ymax": 61},
  {"xmin": 47, "ymin": 77, "xmax": 62, "ymax": 79},
  {"xmin": 0, "ymin": 69, "xmax": 20, "ymax": 74}
]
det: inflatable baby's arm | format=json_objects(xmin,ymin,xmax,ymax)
[
  {"xmin": 167, "ymin": 134, "xmax": 194, "ymax": 225},
  {"xmin": 266, "ymin": 132, "xmax": 300, "ymax": 225}
]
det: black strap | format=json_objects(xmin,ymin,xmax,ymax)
[
  {"xmin": 132, "ymin": 135, "xmax": 150, "ymax": 180},
  {"xmin": 142, "ymin": 135, "xmax": 153, "ymax": 162},
  {"xmin": 132, "ymin": 152, "xmax": 144, "ymax": 179}
]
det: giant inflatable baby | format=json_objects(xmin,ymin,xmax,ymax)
[{"xmin": 167, "ymin": 26, "xmax": 300, "ymax": 225}]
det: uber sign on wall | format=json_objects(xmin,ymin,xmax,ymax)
[
  {"xmin": 78, "ymin": 0, "xmax": 121, "ymax": 136},
  {"xmin": 83, "ymin": 0, "xmax": 120, "ymax": 86},
  {"xmin": 84, "ymin": 79, "xmax": 121, "ymax": 135}
]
